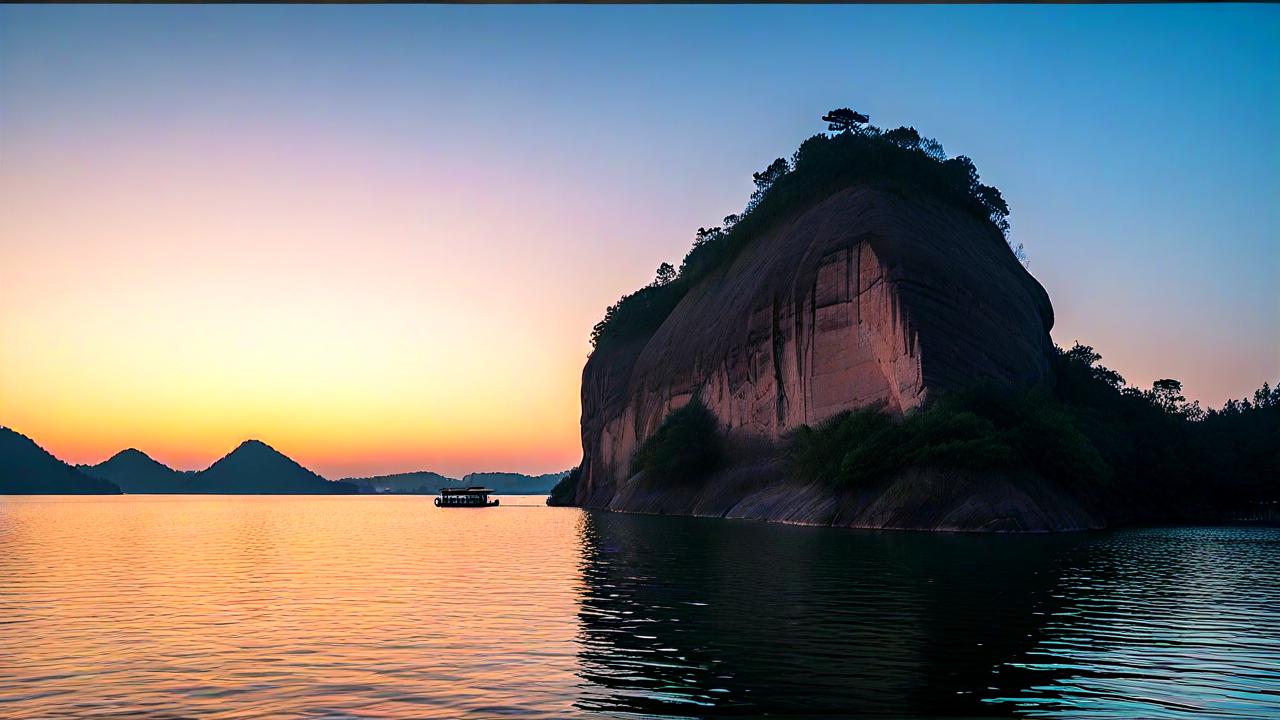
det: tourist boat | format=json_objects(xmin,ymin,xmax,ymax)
[{"xmin": 434, "ymin": 487, "xmax": 499, "ymax": 508}]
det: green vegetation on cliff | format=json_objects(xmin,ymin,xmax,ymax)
[
  {"xmin": 793, "ymin": 344, "xmax": 1280, "ymax": 520},
  {"xmin": 793, "ymin": 387, "xmax": 1106, "ymax": 492},
  {"xmin": 591, "ymin": 107, "xmax": 1021, "ymax": 351},
  {"xmin": 547, "ymin": 466, "xmax": 581, "ymax": 506},
  {"xmin": 631, "ymin": 398, "xmax": 722, "ymax": 485}
]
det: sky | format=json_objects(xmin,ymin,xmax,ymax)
[{"xmin": 1, "ymin": 5, "xmax": 1277, "ymax": 478}]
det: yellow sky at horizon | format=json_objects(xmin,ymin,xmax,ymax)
[
  {"xmin": 4, "ymin": 7, "xmax": 1276, "ymax": 479},
  {"xmin": 3, "ymin": 117, "xmax": 1274, "ymax": 477},
  {"xmin": 0, "ymin": 125, "xmax": 605, "ymax": 478}
]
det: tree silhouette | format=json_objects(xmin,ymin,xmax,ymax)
[
  {"xmin": 748, "ymin": 158, "xmax": 790, "ymax": 212},
  {"xmin": 822, "ymin": 107, "xmax": 869, "ymax": 133},
  {"xmin": 653, "ymin": 262, "xmax": 676, "ymax": 286},
  {"xmin": 1149, "ymin": 379, "xmax": 1187, "ymax": 414},
  {"xmin": 920, "ymin": 137, "xmax": 946, "ymax": 161},
  {"xmin": 1253, "ymin": 382, "xmax": 1279, "ymax": 408},
  {"xmin": 696, "ymin": 226, "xmax": 720, "ymax": 242},
  {"xmin": 882, "ymin": 126, "xmax": 922, "ymax": 150},
  {"xmin": 752, "ymin": 158, "xmax": 790, "ymax": 190}
]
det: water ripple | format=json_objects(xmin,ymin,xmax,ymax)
[{"xmin": 0, "ymin": 497, "xmax": 1277, "ymax": 718}]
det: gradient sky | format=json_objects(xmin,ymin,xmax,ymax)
[{"xmin": 2, "ymin": 5, "xmax": 1277, "ymax": 478}]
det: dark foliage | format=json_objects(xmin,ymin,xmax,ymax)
[
  {"xmin": 1196, "ymin": 384, "xmax": 1280, "ymax": 504},
  {"xmin": 793, "ymin": 386, "xmax": 1106, "ymax": 492},
  {"xmin": 631, "ymin": 398, "xmax": 722, "ymax": 485},
  {"xmin": 653, "ymin": 262, "xmax": 676, "ymax": 287},
  {"xmin": 1051, "ymin": 345, "xmax": 1279, "ymax": 511},
  {"xmin": 590, "ymin": 108, "xmax": 1017, "ymax": 351},
  {"xmin": 589, "ymin": 280, "xmax": 687, "ymax": 349},
  {"xmin": 822, "ymin": 107, "xmax": 870, "ymax": 133},
  {"xmin": 792, "ymin": 342, "xmax": 1279, "ymax": 521},
  {"xmin": 547, "ymin": 466, "xmax": 581, "ymax": 506}
]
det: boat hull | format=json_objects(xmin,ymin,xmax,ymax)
[{"xmin": 434, "ymin": 497, "xmax": 500, "ymax": 508}]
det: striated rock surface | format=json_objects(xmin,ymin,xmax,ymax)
[{"xmin": 574, "ymin": 186, "xmax": 1096, "ymax": 531}]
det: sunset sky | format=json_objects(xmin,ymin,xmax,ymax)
[{"xmin": 2, "ymin": 5, "xmax": 1277, "ymax": 478}]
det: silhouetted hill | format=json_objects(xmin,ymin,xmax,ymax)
[
  {"xmin": 192, "ymin": 440, "xmax": 357, "ymax": 494},
  {"xmin": 79, "ymin": 449, "xmax": 188, "ymax": 493},
  {"xmin": 461, "ymin": 471, "xmax": 570, "ymax": 494},
  {"xmin": 339, "ymin": 469, "xmax": 570, "ymax": 494},
  {"xmin": 0, "ymin": 427, "xmax": 121, "ymax": 495},
  {"xmin": 340, "ymin": 471, "xmax": 461, "ymax": 494}
]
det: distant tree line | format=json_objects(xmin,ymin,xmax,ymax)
[
  {"xmin": 590, "ymin": 106, "xmax": 1025, "ymax": 351},
  {"xmin": 788, "ymin": 343, "xmax": 1280, "ymax": 522},
  {"xmin": 547, "ymin": 466, "xmax": 581, "ymax": 506}
]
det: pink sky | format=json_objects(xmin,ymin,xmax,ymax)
[{"xmin": 2, "ymin": 6, "xmax": 1276, "ymax": 477}]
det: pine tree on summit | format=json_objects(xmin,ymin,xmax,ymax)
[{"xmin": 822, "ymin": 107, "xmax": 869, "ymax": 133}]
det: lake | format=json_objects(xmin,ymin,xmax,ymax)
[{"xmin": 0, "ymin": 495, "xmax": 1277, "ymax": 718}]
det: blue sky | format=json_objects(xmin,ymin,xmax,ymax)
[{"xmin": 1, "ymin": 4, "xmax": 1277, "ymax": 471}]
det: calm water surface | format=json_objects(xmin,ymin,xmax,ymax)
[{"xmin": 1, "ymin": 495, "xmax": 1277, "ymax": 719}]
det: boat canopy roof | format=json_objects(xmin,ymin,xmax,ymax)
[{"xmin": 439, "ymin": 487, "xmax": 494, "ymax": 495}]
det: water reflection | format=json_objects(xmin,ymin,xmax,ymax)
[
  {"xmin": 988, "ymin": 528, "xmax": 1280, "ymax": 718},
  {"xmin": 573, "ymin": 513, "xmax": 1280, "ymax": 718},
  {"xmin": 0, "ymin": 497, "xmax": 1275, "ymax": 718},
  {"xmin": 0, "ymin": 495, "xmax": 586, "ymax": 720}
]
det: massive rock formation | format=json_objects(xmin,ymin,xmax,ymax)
[{"xmin": 573, "ymin": 186, "xmax": 1099, "ymax": 531}]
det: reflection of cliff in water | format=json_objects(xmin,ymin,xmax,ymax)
[
  {"xmin": 985, "ymin": 527, "xmax": 1280, "ymax": 718},
  {"xmin": 571, "ymin": 511, "xmax": 1086, "ymax": 717}
]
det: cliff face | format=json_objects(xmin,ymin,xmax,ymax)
[{"xmin": 575, "ymin": 186, "xmax": 1097, "ymax": 531}]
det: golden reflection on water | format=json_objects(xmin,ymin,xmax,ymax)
[
  {"xmin": 0, "ymin": 495, "xmax": 585, "ymax": 719},
  {"xmin": 3, "ymin": 496, "xmax": 1279, "ymax": 719}
]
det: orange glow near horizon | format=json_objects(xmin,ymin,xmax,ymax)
[
  {"xmin": 3, "ymin": 7, "xmax": 1276, "ymax": 479},
  {"xmin": 0, "ymin": 123, "xmax": 613, "ymax": 478},
  {"xmin": 2, "ymin": 116, "xmax": 1273, "ymax": 477}
]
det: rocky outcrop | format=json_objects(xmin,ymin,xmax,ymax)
[{"xmin": 574, "ymin": 186, "xmax": 1094, "ymax": 531}]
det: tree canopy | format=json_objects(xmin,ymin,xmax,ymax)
[
  {"xmin": 794, "ymin": 342, "xmax": 1279, "ymax": 520},
  {"xmin": 822, "ymin": 108, "xmax": 870, "ymax": 133},
  {"xmin": 590, "ymin": 106, "xmax": 1021, "ymax": 351}
]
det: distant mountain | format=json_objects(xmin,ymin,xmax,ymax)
[
  {"xmin": 192, "ymin": 440, "xmax": 357, "ymax": 494},
  {"xmin": 3, "ymin": 427, "xmax": 560, "ymax": 496},
  {"xmin": 339, "ymin": 469, "xmax": 570, "ymax": 495},
  {"xmin": 461, "ymin": 470, "xmax": 570, "ymax": 494},
  {"xmin": 340, "ymin": 471, "xmax": 461, "ymax": 494},
  {"xmin": 1, "ymin": 427, "xmax": 121, "ymax": 495},
  {"xmin": 79, "ymin": 448, "xmax": 188, "ymax": 493}
]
